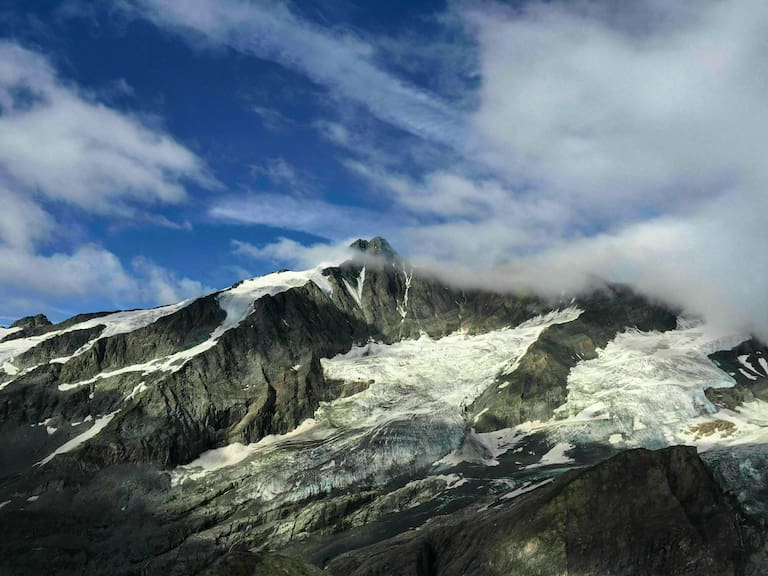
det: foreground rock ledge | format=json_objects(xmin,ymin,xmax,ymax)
[{"xmin": 208, "ymin": 445, "xmax": 765, "ymax": 576}]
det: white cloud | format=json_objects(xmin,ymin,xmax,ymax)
[
  {"xmin": 0, "ymin": 186, "xmax": 55, "ymax": 249},
  {"xmin": 131, "ymin": 256, "xmax": 213, "ymax": 304},
  {"xmin": 209, "ymin": 193, "xmax": 391, "ymax": 241},
  {"xmin": 0, "ymin": 41, "xmax": 212, "ymax": 317},
  {"xmin": 0, "ymin": 41, "xmax": 212, "ymax": 216},
  {"xmin": 250, "ymin": 157, "xmax": 307, "ymax": 191},
  {"xmin": 123, "ymin": 0, "xmax": 464, "ymax": 147},
  {"xmin": 0, "ymin": 244, "xmax": 135, "ymax": 298},
  {"xmin": 232, "ymin": 237, "xmax": 354, "ymax": 270},
  {"xmin": 0, "ymin": 244, "xmax": 209, "ymax": 307},
  {"xmin": 466, "ymin": 0, "xmax": 768, "ymax": 216}
]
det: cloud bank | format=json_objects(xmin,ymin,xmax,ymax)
[
  {"xmin": 211, "ymin": 0, "xmax": 768, "ymax": 339},
  {"xmin": 0, "ymin": 41, "xmax": 211, "ymax": 319}
]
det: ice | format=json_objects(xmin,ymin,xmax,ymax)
[
  {"xmin": 526, "ymin": 442, "xmax": 575, "ymax": 469},
  {"xmin": 0, "ymin": 299, "xmax": 193, "ymax": 372},
  {"xmin": 36, "ymin": 411, "xmax": 119, "ymax": 466},
  {"xmin": 547, "ymin": 322, "xmax": 765, "ymax": 449},
  {"xmin": 0, "ymin": 326, "xmax": 21, "ymax": 340},
  {"xmin": 342, "ymin": 266, "xmax": 366, "ymax": 308},
  {"xmin": 171, "ymin": 308, "xmax": 582, "ymax": 503}
]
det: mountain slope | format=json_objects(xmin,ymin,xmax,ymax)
[{"xmin": 0, "ymin": 237, "xmax": 767, "ymax": 575}]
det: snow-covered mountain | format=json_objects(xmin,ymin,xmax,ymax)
[{"xmin": 1, "ymin": 238, "xmax": 767, "ymax": 575}]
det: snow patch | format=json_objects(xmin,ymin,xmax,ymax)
[
  {"xmin": 0, "ymin": 326, "xmax": 21, "ymax": 340},
  {"xmin": 526, "ymin": 442, "xmax": 575, "ymax": 469},
  {"xmin": 2, "ymin": 361, "xmax": 18, "ymax": 375},
  {"xmin": 739, "ymin": 369, "xmax": 758, "ymax": 381},
  {"xmin": 501, "ymin": 478, "xmax": 554, "ymax": 500},
  {"xmin": 0, "ymin": 300, "xmax": 193, "ymax": 373},
  {"xmin": 396, "ymin": 267, "xmax": 413, "ymax": 320},
  {"xmin": 36, "ymin": 412, "xmax": 118, "ymax": 466},
  {"xmin": 738, "ymin": 355, "xmax": 760, "ymax": 375},
  {"xmin": 125, "ymin": 382, "xmax": 147, "ymax": 401},
  {"xmin": 342, "ymin": 266, "xmax": 366, "ymax": 308}
]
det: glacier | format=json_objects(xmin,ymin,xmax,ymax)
[{"xmin": 171, "ymin": 307, "xmax": 583, "ymax": 505}]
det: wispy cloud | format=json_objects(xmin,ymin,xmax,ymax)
[
  {"xmin": 0, "ymin": 41, "xmax": 213, "ymax": 216},
  {"xmin": 251, "ymin": 104, "xmax": 294, "ymax": 132},
  {"xmin": 209, "ymin": 192, "xmax": 394, "ymax": 241},
  {"xmin": 232, "ymin": 237, "xmax": 353, "ymax": 269},
  {"xmin": 250, "ymin": 157, "xmax": 308, "ymax": 192},
  {"xmin": 0, "ymin": 41, "xmax": 211, "ymax": 316},
  {"xmin": 123, "ymin": 0, "xmax": 465, "ymax": 148}
]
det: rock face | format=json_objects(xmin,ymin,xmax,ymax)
[
  {"xmin": 0, "ymin": 238, "xmax": 545, "ymax": 473},
  {"xmin": 11, "ymin": 314, "xmax": 52, "ymax": 331},
  {"xmin": 328, "ymin": 446, "xmax": 766, "ymax": 576},
  {"xmin": 707, "ymin": 339, "xmax": 768, "ymax": 409},
  {"xmin": 1, "ymin": 237, "xmax": 765, "ymax": 576},
  {"xmin": 470, "ymin": 286, "xmax": 677, "ymax": 431}
]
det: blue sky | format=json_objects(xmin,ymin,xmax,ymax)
[{"xmin": 0, "ymin": 0, "xmax": 767, "ymax": 339}]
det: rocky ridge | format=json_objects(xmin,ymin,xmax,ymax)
[{"xmin": 0, "ymin": 237, "xmax": 766, "ymax": 575}]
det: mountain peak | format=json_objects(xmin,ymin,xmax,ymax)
[
  {"xmin": 349, "ymin": 236, "xmax": 399, "ymax": 261},
  {"xmin": 11, "ymin": 313, "xmax": 52, "ymax": 330}
]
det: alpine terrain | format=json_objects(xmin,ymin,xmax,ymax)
[{"xmin": 1, "ymin": 237, "xmax": 767, "ymax": 575}]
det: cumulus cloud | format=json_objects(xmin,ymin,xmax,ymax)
[
  {"xmin": 0, "ymin": 245, "xmax": 211, "ymax": 320},
  {"xmin": 0, "ymin": 41, "xmax": 212, "ymax": 215},
  {"xmin": 232, "ymin": 237, "xmax": 354, "ymax": 270},
  {"xmin": 121, "ymin": 0, "xmax": 768, "ymax": 339},
  {"xmin": 465, "ymin": 0, "xmax": 768, "ymax": 218},
  {"xmin": 122, "ymin": 0, "xmax": 464, "ymax": 147},
  {"xmin": 436, "ymin": 0, "xmax": 768, "ymax": 337},
  {"xmin": 0, "ymin": 41, "xmax": 211, "ymax": 318}
]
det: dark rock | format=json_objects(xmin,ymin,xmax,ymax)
[
  {"xmin": 328, "ymin": 446, "xmax": 766, "ymax": 576},
  {"xmin": 471, "ymin": 285, "xmax": 678, "ymax": 431},
  {"xmin": 707, "ymin": 339, "xmax": 768, "ymax": 410},
  {"xmin": 202, "ymin": 551, "xmax": 323, "ymax": 576},
  {"xmin": 11, "ymin": 314, "xmax": 52, "ymax": 330},
  {"xmin": 349, "ymin": 237, "xmax": 399, "ymax": 262}
]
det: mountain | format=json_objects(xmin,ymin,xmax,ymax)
[{"xmin": 0, "ymin": 237, "xmax": 766, "ymax": 575}]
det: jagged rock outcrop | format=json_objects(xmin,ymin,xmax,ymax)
[
  {"xmin": 11, "ymin": 314, "xmax": 52, "ymax": 331},
  {"xmin": 1, "ymin": 239, "xmax": 548, "ymax": 471},
  {"xmin": 328, "ymin": 446, "xmax": 767, "ymax": 576},
  {"xmin": 1, "ymin": 238, "xmax": 766, "ymax": 576},
  {"xmin": 470, "ymin": 285, "xmax": 677, "ymax": 431},
  {"xmin": 707, "ymin": 339, "xmax": 768, "ymax": 410}
]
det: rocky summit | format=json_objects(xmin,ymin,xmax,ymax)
[{"xmin": 0, "ymin": 238, "xmax": 767, "ymax": 575}]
